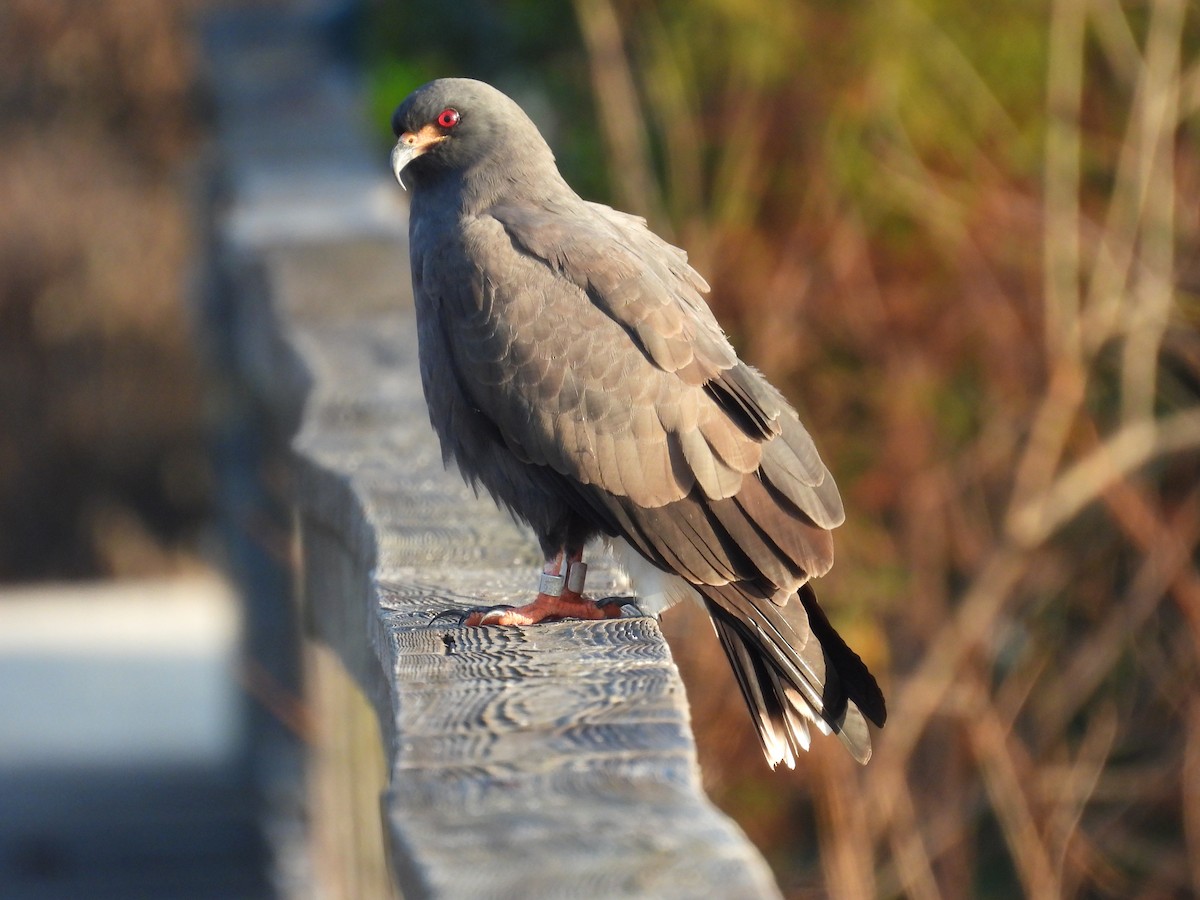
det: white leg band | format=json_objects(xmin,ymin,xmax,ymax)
[
  {"xmin": 539, "ymin": 571, "xmax": 566, "ymax": 597},
  {"xmin": 566, "ymin": 561, "xmax": 587, "ymax": 593},
  {"xmin": 538, "ymin": 560, "xmax": 588, "ymax": 597}
]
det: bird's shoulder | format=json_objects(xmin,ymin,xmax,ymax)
[
  {"xmin": 485, "ymin": 198, "xmax": 708, "ymax": 295},
  {"xmin": 481, "ymin": 199, "xmax": 740, "ymax": 387}
]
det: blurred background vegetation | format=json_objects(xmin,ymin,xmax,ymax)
[
  {"xmin": 0, "ymin": 0, "xmax": 212, "ymax": 580},
  {"xmin": 3, "ymin": 0, "xmax": 1198, "ymax": 896}
]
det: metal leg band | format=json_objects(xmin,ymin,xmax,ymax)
[
  {"xmin": 539, "ymin": 571, "xmax": 566, "ymax": 597},
  {"xmin": 538, "ymin": 559, "xmax": 587, "ymax": 597},
  {"xmin": 566, "ymin": 561, "xmax": 587, "ymax": 594}
]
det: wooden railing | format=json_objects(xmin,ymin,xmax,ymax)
[{"xmin": 200, "ymin": 4, "xmax": 781, "ymax": 897}]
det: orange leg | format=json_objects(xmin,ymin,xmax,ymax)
[{"xmin": 462, "ymin": 549, "xmax": 624, "ymax": 626}]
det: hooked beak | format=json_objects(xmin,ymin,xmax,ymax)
[
  {"xmin": 390, "ymin": 142, "xmax": 416, "ymax": 190},
  {"xmin": 390, "ymin": 124, "xmax": 447, "ymax": 190}
]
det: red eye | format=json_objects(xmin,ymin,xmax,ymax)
[{"xmin": 437, "ymin": 108, "xmax": 460, "ymax": 129}]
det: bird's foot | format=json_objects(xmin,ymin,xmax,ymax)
[
  {"xmin": 462, "ymin": 591, "xmax": 623, "ymax": 626},
  {"xmin": 430, "ymin": 604, "xmax": 514, "ymax": 626},
  {"xmin": 443, "ymin": 551, "xmax": 629, "ymax": 626}
]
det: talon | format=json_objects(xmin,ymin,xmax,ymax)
[
  {"xmin": 464, "ymin": 591, "xmax": 625, "ymax": 626},
  {"xmin": 478, "ymin": 608, "xmax": 510, "ymax": 625},
  {"xmin": 432, "ymin": 604, "xmax": 513, "ymax": 626}
]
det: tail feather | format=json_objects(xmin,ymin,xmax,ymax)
[
  {"xmin": 703, "ymin": 584, "xmax": 885, "ymax": 767},
  {"xmin": 769, "ymin": 669, "xmax": 814, "ymax": 757},
  {"xmin": 711, "ymin": 613, "xmax": 798, "ymax": 768},
  {"xmin": 797, "ymin": 584, "xmax": 887, "ymax": 727}
]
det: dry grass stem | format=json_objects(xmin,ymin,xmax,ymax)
[
  {"xmin": 964, "ymin": 680, "xmax": 1062, "ymax": 899},
  {"xmin": 1045, "ymin": 703, "xmax": 1119, "ymax": 892},
  {"xmin": 1008, "ymin": 407, "xmax": 1200, "ymax": 547}
]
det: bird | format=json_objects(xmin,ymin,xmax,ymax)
[{"xmin": 390, "ymin": 77, "xmax": 886, "ymax": 768}]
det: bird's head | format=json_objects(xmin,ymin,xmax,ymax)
[{"xmin": 390, "ymin": 78, "xmax": 556, "ymax": 195}]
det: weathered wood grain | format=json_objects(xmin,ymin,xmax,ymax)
[{"xmin": 201, "ymin": 5, "xmax": 783, "ymax": 897}]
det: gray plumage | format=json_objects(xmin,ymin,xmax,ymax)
[{"xmin": 391, "ymin": 78, "xmax": 885, "ymax": 767}]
